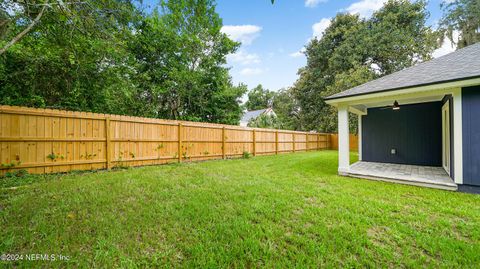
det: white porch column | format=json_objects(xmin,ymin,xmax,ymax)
[
  {"xmin": 452, "ymin": 88, "xmax": 463, "ymax": 184},
  {"xmin": 338, "ymin": 105, "xmax": 350, "ymax": 175},
  {"xmin": 358, "ymin": 114, "xmax": 362, "ymax": 161}
]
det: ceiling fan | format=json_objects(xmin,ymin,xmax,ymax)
[{"xmin": 379, "ymin": 100, "xmax": 401, "ymax": 110}]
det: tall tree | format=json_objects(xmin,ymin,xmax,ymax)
[
  {"xmin": 130, "ymin": 0, "xmax": 245, "ymax": 124},
  {"xmin": 439, "ymin": 0, "xmax": 480, "ymax": 49},
  {"xmin": 244, "ymin": 84, "xmax": 275, "ymax": 111},
  {"xmin": 291, "ymin": 0, "xmax": 438, "ymax": 133}
]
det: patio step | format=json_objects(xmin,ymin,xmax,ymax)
[{"xmin": 346, "ymin": 172, "xmax": 458, "ymax": 191}]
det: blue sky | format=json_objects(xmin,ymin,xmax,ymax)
[
  {"xmin": 141, "ymin": 0, "xmax": 455, "ymax": 92},
  {"xmin": 215, "ymin": 0, "xmax": 453, "ymax": 92}
]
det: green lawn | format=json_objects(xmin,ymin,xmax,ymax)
[{"xmin": 1, "ymin": 151, "xmax": 479, "ymax": 268}]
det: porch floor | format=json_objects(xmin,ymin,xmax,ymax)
[{"xmin": 347, "ymin": 161, "xmax": 457, "ymax": 191}]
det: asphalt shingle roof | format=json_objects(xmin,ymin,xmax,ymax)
[
  {"xmin": 326, "ymin": 43, "xmax": 480, "ymax": 100},
  {"xmin": 241, "ymin": 109, "xmax": 268, "ymax": 123}
]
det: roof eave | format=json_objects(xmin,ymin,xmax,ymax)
[{"xmin": 325, "ymin": 75, "xmax": 480, "ymax": 105}]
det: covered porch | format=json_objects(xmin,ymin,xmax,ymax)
[{"xmin": 330, "ymin": 86, "xmax": 464, "ymax": 190}]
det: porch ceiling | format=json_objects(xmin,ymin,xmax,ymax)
[{"xmin": 360, "ymin": 94, "xmax": 445, "ymax": 109}]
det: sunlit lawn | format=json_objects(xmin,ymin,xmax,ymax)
[{"xmin": 1, "ymin": 151, "xmax": 479, "ymax": 268}]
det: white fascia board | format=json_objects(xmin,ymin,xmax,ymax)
[{"xmin": 325, "ymin": 78, "xmax": 480, "ymax": 106}]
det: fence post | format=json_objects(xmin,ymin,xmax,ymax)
[
  {"xmin": 316, "ymin": 134, "xmax": 319, "ymax": 150},
  {"xmin": 275, "ymin": 131, "xmax": 279, "ymax": 155},
  {"xmin": 178, "ymin": 123, "xmax": 182, "ymax": 163},
  {"xmin": 105, "ymin": 117, "xmax": 111, "ymax": 170},
  {"xmin": 328, "ymin": 134, "xmax": 332, "ymax": 149},
  {"xmin": 292, "ymin": 132, "xmax": 296, "ymax": 153},
  {"xmin": 222, "ymin": 127, "xmax": 226, "ymax": 159},
  {"xmin": 252, "ymin": 129, "xmax": 256, "ymax": 156}
]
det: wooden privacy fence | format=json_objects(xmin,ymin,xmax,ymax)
[
  {"xmin": 329, "ymin": 134, "xmax": 359, "ymax": 151},
  {"xmin": 0, "ymin": 105, "xmax": 346, "ymax": 175}
]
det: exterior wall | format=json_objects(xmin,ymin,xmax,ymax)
[
  {"xmin": 462, "ymin": 86, "xmax": 480, "ymax": 186},
  {"xmin": 362, "ymin": 101, "xmax": 442, "ymax": 166}
]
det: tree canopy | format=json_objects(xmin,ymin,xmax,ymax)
[
  {"xmin": 290, "ymin": 0, "xmax": 438, "ymax": 133},
  {"xmin": 244, "ymin": 84, "xmax": 275, "ymax": 111},
  {"xmin": 439, "ymin": 0, "xmax": 480, "ymax": 49},
  {"xmin": 0, "ymin": 0, "xmax": 246, "ymax": 125}
]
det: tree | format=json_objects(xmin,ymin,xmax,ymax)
[
  {"xmin": 272, "ymin": 88, "xmax": 299, "ymax": 130},
  {"xmin": 0, "ymin": 0, "xmax": 141, "ymax": 113},
  {"xmin": 291, "ymin": 0, "xmax": 438, "ymax": 133},
  {"xmin": 130, "ymin": 0, "xmax": 245, "ymax": 124},
  {"xmin": 247, "ymin": 113, "xmax": 279, "ymax": 129},
  {"xmin": 0, "ymin": 0, "xmax": 246, "ymax": 125},
  {"xmin": 439, "ymin": 0, "xmax": 480, "ymax": 49},
  {"xmin": 0, "ymin": 0, "xmax": 139, "ymax": 55},
  {"xmin": 244, "ymin": 84, "xmax": 275, "ymax": 111}
]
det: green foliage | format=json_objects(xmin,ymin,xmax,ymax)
[
  {"xmin": 439, "ymin": 0, "xmax": 480, "ymax": 48},
  {"xmin": 1, "ymin": 161, "xmax": 19, "ymax": 168},
  {"xmin": 2, "ymin": 169, "xmax": 28, "ymax": 178},
  {"xmin": 243, "ymin": 85, "xmax": 298, "ymax": 130},
  {"xmin": 242, "ymin": 151, "xmax": 251, "ymax": 159},
  {"xmin": 247, "ymin": 114, "xmax": 280, "ymax": 129},
  {"xmin": 291, "ymin": 0, "xmax": 438, "ymax": 133},
  {"xmin": 244, "ymin": 84, "xmax": 276, "ymax": 111},
  {"xmin": 271, "ymin": 88, "xmax": 299, "ymax": 130},
  {"xmin": 47, "ymin": 153, "xmax": 64, "ymax": 161},
  {"xmin": 0, "ymin": 0, "xmax": 246, "ymax": 125}
]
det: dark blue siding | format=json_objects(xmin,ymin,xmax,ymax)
[
  {"xmin": 362, "ymin": 102, "xmax": 442, "ymax": 166},
  {"xmin": 462, "ymin": 86, "xmax": 480, "ymax": 186}
]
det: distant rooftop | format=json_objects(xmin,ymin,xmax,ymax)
[
  {"xmin": 241, "ymin": 108, "xmax": 270, "ymax": 123},
  {"xmin": 326, "ymin": 42, "xmax": 480, "ymax": 100}
]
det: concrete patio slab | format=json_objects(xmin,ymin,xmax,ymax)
[{"xmin": 347, "ymin": 161, "xmax": 457, "ymax": 191}]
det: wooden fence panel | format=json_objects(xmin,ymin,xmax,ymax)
[
  {"xmin": 0, "ymin": 105, "xmax": 339, "ymax": 175},
  {"xmin": 329, "ymin": 134, "xmax": 358, "ymax": 151}
]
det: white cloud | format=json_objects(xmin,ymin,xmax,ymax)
[
  {"xmin": 312, "ymin": 18, "xmax": 331, "ymax": 39},
  {"xmin": 346, "ymin": 0, "xmax": 386, "ymax": 18},
  {"xmin": 221, "ymin": 25, "xmax": 262, "ymax": 45},
  {"xmin": 289, "ymin": 48, "xmax": 306, "ymax": 58},
  {"xmin": 289, "ymin": 51, "xmax": 304, "ymax": 58},
  {"xmin": 305, "ymin": 0, "xmax": 328, "ymax": 8},
  {"xmin": 240, "ymin": 68, "xmax": 264, "ymax": 76},
  {"xmin": 433, "ymin": 31, "xmax": 459, "ymax": 58},
  {"xmin": 227, "ymin": 50, "xmax": 260, "ymax": 65}
]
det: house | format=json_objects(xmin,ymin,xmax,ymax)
[
  {"xmin": 240, "ymin": 108, "xmax": 276, "ymax": 127},
  {"xmin": 325, "ymin": 43, "xmax": 480, "ymax": 191}
]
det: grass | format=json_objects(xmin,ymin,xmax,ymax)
[{"xmin": 1, "ymin": 151, "xmax": 479, "ymax": 268}]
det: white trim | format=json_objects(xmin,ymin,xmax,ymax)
[
  {"xmin": 452, "ymin": 88, "xmax": 463, "ymax": 184},
  {"xmin": 442, "ymin": 101, "xmax": 451, "ymax": 175},
  {"xmin": 338, "ymin": 105, "xmax": 350, "ymax": 174},
  {"xmin": 349, "ymin": 105, "xmax": 367, "ymax": 115},
  {"xmin": 326, "ymin": 77, "xmax": 480, "ymax": 105},
  {"xmin": 358, "ymin": 114, "xmax": 362, "ymax": 161}
]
